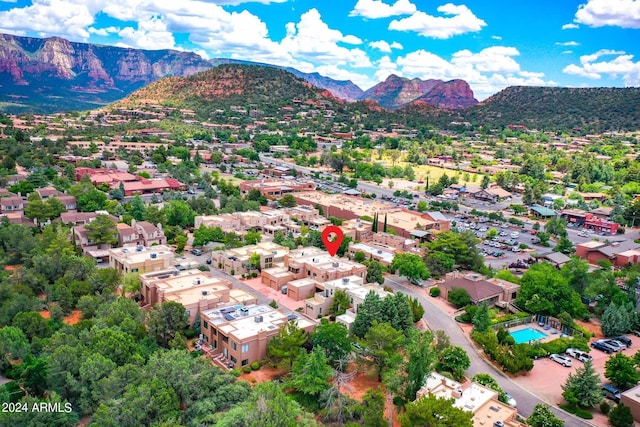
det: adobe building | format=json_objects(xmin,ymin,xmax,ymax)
[
  {"xmin": 210, "ymin": 241, "xmax": 290, "ymax": 276},
  {"xmin": 200, "ymin": 304, "xmax": 316, "ymax": 367},
  {"xmin": 139, "ymin": 269, "xmax": 255, "ymax": 323},
  {"xmin": 438, "ymin": 271, "xmax": 520, "ymax": 308},
  {"xmin": 576, "ymin": 240, "xmax": 640, "ymax": 267},
  {"xmin": 417, "ymin": 372, "xmax": 527, "ymax": 427},
  {"xmin": 109, "ymin": 244, "xmax": 175, "ymax": 274},
  {"xmin": 260, "ymin": 246, "xmax": 367, "ymax": 292},
  {"xmin": 239, "ymin": 178, "xmax": 316, "ymax": 199}
]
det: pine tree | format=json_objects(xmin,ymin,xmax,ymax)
[
  {"xmin": 372, "ymin": 212, "xmax": 378, "ymax": 232},
  {"xmin": 561, "ymin": 360, "xmax": 603, "ymax": 408},
  {"xmin": 383, "ymin": 213, "xmax": 388, "ymax": 233}
]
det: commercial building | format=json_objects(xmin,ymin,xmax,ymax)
[
  {"xmin": 109, "ymin": 244, "xmax": 175, "ymax": 274},
  {"xmin": 139, "ymin": 269, "xmax": 255, "ymax": 323},
  {"xmin": 416, "ymin": 372, "xmax": 526, "ymax": 427},
  {"xmin": 560, "ymin": 209, "xmax": 619, "ymax": 234},
  {"xmin": 200, "ymin": 304, "xmax": 316, "ymax": 367},
  {"xmin": 575, "ymin": 240, "xmax": 640, "ymax": 267},
  {"xmin": 239, "ymin": 178, "xmax": 316, "ymax": 199}
]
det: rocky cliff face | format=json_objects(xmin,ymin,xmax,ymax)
[{"xmin": 361, "ymin": 74, "xmax": 477, "ymax": 109}]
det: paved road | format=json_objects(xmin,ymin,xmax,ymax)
[{"xmin": 383, "ymin": 276, "xmax": 592, "ymax": 427}]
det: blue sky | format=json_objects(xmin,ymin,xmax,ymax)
[{"xmin": 0, "ymin": 0, "xmax": 639, "ymax": 100}]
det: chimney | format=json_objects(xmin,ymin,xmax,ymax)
[{"xmin": 452, "ymin": 389, "xmax": 463, "ymax": 398}]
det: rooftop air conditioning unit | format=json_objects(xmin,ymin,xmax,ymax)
[
  {"xmin": 342, "ymin": 277, "xmax": 349, "ymax": 283},
  {"xmin": 194, "ymin": 278, "xmax": 201, "ymax": 285},
  {"xmin": 201, "ymin": 290, "xmax": 209, "ymax": 296},
  {"xmin": 254, "ymin": 315, "xmax": 263, "ymax": 323},
  {"xmin": 332, "ymin": 262, "xmax": 339, "ymax": 268},
  {"xmin": 377, "ymin": 250, "xmax": 383, "ymax": 254},
  {"xmin": 150, "ymin": 253, "xmax": 157, "ymax": 259},
  {"xmin": 136, "ymin": 245, "xmax": 143, "ymax": 252}
]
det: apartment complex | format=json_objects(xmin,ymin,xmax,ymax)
[
  {"xmin": 261, "ymin": 246, "xmax": 367, "ymax": 292},
  {"xmin": 417, "ymin": 372, "xmax": 526, "ymax": 427},
  {"xmin": 109, "ymin": 244, "xmax": 175, "ymax": 274},
  {"xmin": 139, "ymin": 269, "xmax": 255, "ymax": 323},
  {"xmin": 210, "ymin": 241, "xmax": 290, "ymax": 276},
  {"xmin": 200, "ymin": 304, "xmax": 316, "ymax": 367}
]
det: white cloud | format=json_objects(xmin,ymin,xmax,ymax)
[
  {"xmin": 117, "ymin": 16, "xmax": 176, "ymax": 50},
  {"xmin": 491, "ymin": 35, "xmax": 502, "ymax": 40},
  {"xmin": 389, "ymin": 3, "xmax": 486, "ymax": 39},
  {"xmin": 349, "ymin": 0, "xmax": 416, "ymax": 19},
  {"xmin": 562, "ymin": 23, "xmax": 580, "ymax": 29},
  {"xmin": 207, "ymin": 0, "xmax": 288, "ymax": 4},
  {"xmin": 394, "ymin": 46, "xmax": 555, "ymax": 100},
  {"xmin": 0, "ymin": 0, "xmax": 96, "ymax": 39},
  {"xmin": 368, "ymin": 40, "xmax": 403, "ymax": 52},
  {"xmin": 88, "ymin": 26, "xmax": 120, "ymax": 36},
  {"xmin": 575, "ymin": 0, "xmax": 640, "ymax": 28},
  {"xmin": 563, "ymin": 49, "xmax": 640, "ymax": 85},
  {"xmin": 555, "ymin": 41, "xmax": 580, "ymax": 46},
  {"xmin": 373, "ymin": 55, "xmax": 401, "ymax": 82},
  {"xmin": 562, "ymin": 50, "xmax": 574, "ymax": 54}
]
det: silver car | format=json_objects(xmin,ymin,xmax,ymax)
[{"xmin": 550, "ymin": 353, "xmax": 573, "ymax": 367}]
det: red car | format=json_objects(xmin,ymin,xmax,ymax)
[{"xmin": 530, "ymin": 230, "xmax": 538, "ymax": 235}]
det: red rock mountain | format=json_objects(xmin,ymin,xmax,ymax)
[{"xmin": 361, "ymin": 74, "xmax": 478, "ymax": 110}]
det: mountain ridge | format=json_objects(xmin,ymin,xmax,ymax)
[{"xmin": 0, "ymin": 32, "xmax": 473, "ymax": 113}]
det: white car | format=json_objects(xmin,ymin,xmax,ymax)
[
  {"xmin": 510, "ymin": 232, "xmax": 520, "ymax": 239},
  {"xmin": 549, "ymin": 353, "xmax": 573, "ymax": 367}
]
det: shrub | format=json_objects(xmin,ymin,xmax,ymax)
[
  {"xmin": 231, "ymin": 368, "xmax": 241, "ymax": 376},
  {"xmin": 540, "ymin": 337, "xmax": 589, "ymax": 354},
  {"xmin": 429, "ymin": 287, "xmax": 441, "ymax": 297},
  {"xmin": 230, "ymin": 270, "xmax": 235, "ymax": 275},
  {"xmin": 383, "ymin": 285, "xmax": 394, "ymax": 293},
  {"xmin": 524, "ymin": 344, "xmax": 549, "ymax": 359},
  {"xmin": 601, "ymin": 401, "xmax": 611, "ymax": 415},
  {"xmin": 269, "ymin": 299, "xmax": 278, "ymax": 309},
  {"xmin": 250, "ymin": 361, "xmax": 261, "ymax": 371},
  {"xmin": 559, "ymin": 404, "xmax": 594, "ymax": 419},
  {"xmin": 447, "ymin": 287, "xmax": 471, "ymax": 308},
  {"xmin": 184, "ymin": 328, "xmax": 197, "ymax": 339},
  {"xmin": 242, "ymin": 366, "xmax": 252, "ymax": 374}
]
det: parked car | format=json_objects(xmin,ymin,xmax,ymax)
[
  {"xmin": 565, "ymin": 348, "xmax": 593, "ymax": 362},
  {"xmin": 190, "ymin": 248, "xmax": 203, "ymax": 256},
  {"xmin": 606, "ymin": 339, "xmax": 627, "ymax": 351},
  {"xmin": 549, "ymin": 353, "xmax": 573, "ymax": 367},
  {"xmin": 602, "ymin": 384, "xmax": 621, "ymax": 403},
  {"xmin": 611, "ymin": 336, "xmax": 632, "ymax": 347},
  {"xmin": 591, "ymin": 340, "xmax": 616, "ymax": 354},
  {"xmin": 511, "ymin": 246, "xmax": 522, "ymax": 253},
  {"xmin": 530, "ymin": 229, "xmax": 538, "ymax": 235},
  {"xmin": 504, "ymin": 392, "xmax": 517, "ymax": 408}
]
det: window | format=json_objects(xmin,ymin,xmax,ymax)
[
  {"xmin": 132, "ymin": 268, "xmax": 139, "ymax": 273},
  {"xmin": 212, "ymin": 328, "xmax": 217, "ymax": 336},
  {"xmin": 222, "ymin": 335, "xmax": 228, "ymax": 343},
  {"xmin": 319, "ymin": 308, "xmax": 322, "ymax": 314},
  {"xmin": 230, "ymin": 356, "xmax": 237, "ymax": 363},
  {"xmin": 241, "ymin": 344, "xmax": 249, "ymax": 353},
  {"xmin": 241, "ymin": 359, "xmax": 249, "ymax": 366},
  {"xmin": 203, "ymin": 321, "xmax": 208, "ymax": 329},
  {"xmin": 232, "ymin": 342, "xmax": 237, "ymax": 351},
  {"xmin": 203, "ymin": 335, "xmax": 208, "ymax": 342},
  {"xmin": 213, "ymin": 340, "xmax": 217, "ymax": 349}
]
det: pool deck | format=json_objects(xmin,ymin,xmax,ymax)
[{"xmin": 508, "ymin": 323, "xmax": 562, "ymax": 344}]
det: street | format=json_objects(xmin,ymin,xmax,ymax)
[{"xmin": 383, "ymin": 275, "xmax": 592, "ymax": 427}]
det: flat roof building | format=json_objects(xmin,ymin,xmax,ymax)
[
  {"xmin": 210, "ymin": 241, "xmax": 290, "ymax": 277},
  {"xmin": 200, "ymin": 304, "xmax": 316, "ymax": 367},
  {"xmin": 109, "ymin": 244, "xmax": 175, "ymax": 274},
  {"xmin": 139, "ymin": 269, "xmax": 255, "ymax": 323}
]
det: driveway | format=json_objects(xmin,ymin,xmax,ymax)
[{"xmin": 383, "ymin": 275, "xmax": 593, "ymax": 427}]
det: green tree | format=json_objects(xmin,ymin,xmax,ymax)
[
  {"xmin": 310, "ymin": 320, "xmax": 352, "ymax": 369},
  {"xmin": 175, "ymin": 234, "xmax": 188, "ymax": 253},
  {"xmin": 609, "ymin": 404, "xmax": 634, "ymax": 427},
  {"xmin": 391, "ymin": 252, "xmax": 430, "ymax": 284},
  {"xmin": 244, "ymin": 229, "xmax": 262, "ymax": 245},
  {"xmin": 365, "ymin": 260, "xmax": 385, "ymax": 285},
  {"xmin": 288, "ymin": 347, "xmax": 332, "ymax": 397},
  {"xmin": 472, "ymin": 302, "xmax": 491, "ymax": 332},
  {"xmin": 77, "ymin": 188, "xmax": 107, "ymax": 212},
  {"xmin": 361, "ymin": 321, "xmax": 404, "ymax": 381},
  {"xmin": 11, "ymin": 311, "xmax": 51, "ymax": 342},
  {"xmin": 554, "ymin": 236, "xmax": 575, "ymax": 254},
  {"xmin": 437, "ymin": 345, "xmax": 470, "ymax": 382},
  {"xmin": 85, "ymin": 214, "xmax": 118, "ymax": 246},
  {"xmin": 409, "ymin": 296, "xmax": 425, "ymax": 323},
  {"xmin": 527, "ymin": 404, "xmax": 564, "ymax": 427},
  {"xmin": 428, "ymin": 231, "xmax": 484, "ymax": 272},
  {"xmin": 416, "ymin": 200, "xmax": 428, "ymax": 212},
  {"xmin": 602, "ymin": 301, "xmax": 634, "ymax": 337},
  {"xmin": 392, "ymin": 330, "xmax": 436, "ymax": 402},
  {"xmin": 424, "ymin": 251, "xmax": 456, "ymax": 278},
  {"xmin": 471, "ymin": 373, "xmax": 509, "ymax": 404},
  {"xmin": 279, "ymin": 193, "xmax": 298, "ymax": 207},
  {"xmin": 561, "ymin": 360, "xmax": 602, "ymax": 408},
  {"xmin": 128, "ymin": 195, "xmax": 147, "ymax": 221},
  {"xmin": 146, "ymin": 301, "xmax": 189, "ymax": 348},
  {"xmin": 400, "ymin": 394, "xmax": 473, "ymax": 427},
  {"xmin": 329, "ymin": 289, "xmax": 350, "ymax": 316},
  {"xmin": 605, "ymin": 353, "xmax": 640, "ymax": 390},
  {"xmin": 267, "ymin": 320, "xmax": 307, "ymax": 368},
  {"xmin": 447, "ymin": 287, "xmax": 471, "ymax": 308},
  {"xmin": 214, "ymin": 381, "xmax": 318, "ymax": 427},
  {"xmin": 352, "ymin": 291, "xmax": 383, "ymax": 338},
  {"xmin": 544, "ymin": 217, "xmax": 568, "ymax": 237},
  {"xmin": 0, "ymin": 326, "xmax": 30, "ymax": 360},
  {"xmin": 361, "ymin": 388, "xmax": 387, "ymax": 427},
  {"xmin": 163, "ymin": 200, "xmax": 195, "ymax": 227}
]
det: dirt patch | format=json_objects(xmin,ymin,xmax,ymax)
[
  {"xmin": 3, "ymin": 265, "xmax": 21, "ymax": 271},
  {"xmin": 239, "ymin": 365, "xmax": 288, "ymax": 384},
  {"xmin": 64, "ymin": 310, "xmax": 82, "ymax": 325},
  {"xmin": 39, "ymin": 310, "xmax": 51, "ymax": 319},
  {"xmin": 575, "ymin": 319, "xmax": 603, "ymax": 339}
]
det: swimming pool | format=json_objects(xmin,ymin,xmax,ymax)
[{"xmin": 509, "ymin": 328, "xmax": 547, "ymax": 344}]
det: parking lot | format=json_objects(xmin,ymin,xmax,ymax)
[{"xmin": 514, "ymin": 334, "xmax": 637, "ymax": 426}]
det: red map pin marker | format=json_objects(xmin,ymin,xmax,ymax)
[{"xmin": 321, "ymin": 225, "xmax": 344, "ymax": 257}]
